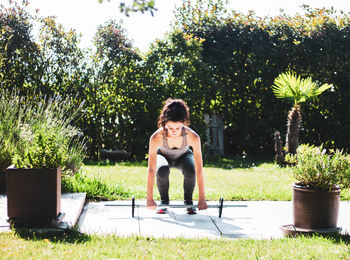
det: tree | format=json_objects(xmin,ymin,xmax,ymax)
[
  {"xmin": 143, "ymin": 29, "xmax": 212, "ymax": 150},
  {"xmin": 3, "ymin": 0, "xmax": 350, "ymax": 159},
  {"xmin": 83, "ymin": 20, "xmax": 144, "ymax": 158},
  {"xmin": 272, "ymin": 71, "xmax": 332, "ymax": 155},
  {"xmin": 98, "ymin": 0, "xmax": 157, "ymax": 16},
  {"xmin": 36, "ymin": 16, "xmax": 85, "ymax": 96},
  {"xmin": 0, "ymin": 0, "xmax": 40, "ymax": 94}
]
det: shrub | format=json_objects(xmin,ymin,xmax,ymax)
[
  {"xmin": 0, "ymin": 92, "xmax": 22, "ymax": 172},
  {"xmin": 285, "ymin": 144, "xmax": 350, "ymax": 190}
]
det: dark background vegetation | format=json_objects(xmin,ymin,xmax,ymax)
[{"xmin": 1, "ymin": 0, "xmax": 349, "ymax": 160}]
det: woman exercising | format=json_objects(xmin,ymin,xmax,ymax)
[{"xmin": 147, "ymin": 98, "xmax": 208, "ymax": 214}]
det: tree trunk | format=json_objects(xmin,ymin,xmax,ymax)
[
  {"xmin": 286, "ymin": 105, "xmax": 302, "ymax": 155},
  {"xmin": 274, "ymin": 130, "xmax": 284, "ymax": 165}
]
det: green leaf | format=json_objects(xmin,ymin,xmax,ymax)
[{"xmin": 272, "ymin": 71, "xmax": 332, "ymax": 106}]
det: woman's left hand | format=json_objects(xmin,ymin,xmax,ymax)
[{"xmin": 197, "ymin": 199, "xmax": 208, "ymax": 210}]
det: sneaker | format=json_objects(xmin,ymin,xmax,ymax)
[
  {"xmin": 186, "ymin": 207, "xmax": 197, "ymax": 215},
  {"xmin": 156, "ymin": 208, "xmax": 168, "ymax": 214},
  {"xmin": 156, "ymin": 202, "xmax": 169, "ymax": 214}
]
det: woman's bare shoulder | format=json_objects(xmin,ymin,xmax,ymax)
[
  {"xmin": 150, "ymin": 128, "xmax": 164, "ymax": 143},
  {"xmin": 184, "ymin": 126, "xmax": 200, "ymax": 140}
]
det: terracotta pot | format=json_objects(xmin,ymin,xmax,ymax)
[
  {"xmin": 6, "ymin": 167, "xmax": 61, "ymax": 225},
  {"xmin": 293, "ymin": 183, "xmax": 340, "ymax": 230}
]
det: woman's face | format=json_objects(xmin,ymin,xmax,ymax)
[{"xmin": 165, "ymin": 121, "xmax": 184, "ymax": 137}]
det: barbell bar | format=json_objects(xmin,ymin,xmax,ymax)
[{"xmin": 105, "ymin": 195, "xmax": 247, "ymax": 218}]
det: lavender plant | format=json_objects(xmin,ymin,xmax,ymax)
[
  {"xmin": 0, "ymin": 92, "xmax": 22, "ymax": 172},
  {"xmin": 12, "ymin": 94, "xmax": 86, "ymax": 171}
]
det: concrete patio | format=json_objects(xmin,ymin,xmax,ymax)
[
  {"xmin": 1, "ymin": 193, "xmax": 350, "ymax": 238},
  {"xmin": 0, "ymin": 193, "xmax": 86, "ymax": 233}
]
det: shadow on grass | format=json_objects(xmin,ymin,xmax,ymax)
[
  {"xmin": 291, "ymin": 232, "xmax": 350, "ymax": 245},
  {"xmin": 83, "ymin": 154, "xmax": 276, "ymax": 170},
  {"xmin": 83, "ymin": 159, "xmax": 147, "ymax": 167},
  {"xmin": 326, "ymin": 233, "xmax": 350, "ymax": 245},
  {"xmin": 14, "ymin": 228, "xmax": 91, "ymax": 244}
]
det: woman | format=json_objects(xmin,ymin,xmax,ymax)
[{"xmin": 147, "ymin": 98, "xmax": 208, "ymax": 214}]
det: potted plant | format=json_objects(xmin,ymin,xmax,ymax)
[
  {"xmin": 283, "ymin": 144, "xmax": 350, "ymax": 234},
  {"xmin": 6, "ymin": 94, "xmax": 86, "ymax": 227}
]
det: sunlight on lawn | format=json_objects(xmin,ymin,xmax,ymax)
[{"xmin": 82, "ymin": 163, "xmax": 295, "ymax": 201}]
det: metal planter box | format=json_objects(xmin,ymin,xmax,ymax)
[{"xmin": 6, "ymin": 167, "xmax": 61, "ymax": 226}]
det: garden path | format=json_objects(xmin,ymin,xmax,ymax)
[
  {"xmin": 0, "ymin": 193, "xmax": 85, "ymax": 233},
  {"xmin": 78, "ymin": 199, "xmax": 350, "ymax": 239},
  {"xmin": 1, "ymin": 194, "xmax": 350, "ymax": 238}
]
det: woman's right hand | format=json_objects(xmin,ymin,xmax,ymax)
[{"xmin": 147, "ymin": 199, "xmax": 157, "ymax": 209}]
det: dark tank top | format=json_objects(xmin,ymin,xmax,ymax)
[{"xmin": 159, "ymin": 127, "xmax": 189, "ymax": 160}]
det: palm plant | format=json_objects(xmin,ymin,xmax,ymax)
[{"xmin": 272, "ymin": 71, "xmax": 332, "ymax": 155}]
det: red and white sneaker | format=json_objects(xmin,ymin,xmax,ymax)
[
  {"xmin": 156, "ymin": 208, "xmax": 168, "ymax": 214},
  {"xmin": 156, "ymin": 202, "xmax": 169, "ymax": 214}
]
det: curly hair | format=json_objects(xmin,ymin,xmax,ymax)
[{"xmin": 157, "ymin": 98, "xmax": 190, "ymax": 128}]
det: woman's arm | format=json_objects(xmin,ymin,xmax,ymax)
[
  {"xmin": 146, "ymin": 132, "xmax": 160, "ymax": 208},
  {"xmin": 188, "ymin": 130, "xmax": 208, "ymax": 210}
]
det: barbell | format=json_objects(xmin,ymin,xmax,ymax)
[{"xmin": 105, "ymin": 196, "xmax": 247, "ymax": 218}]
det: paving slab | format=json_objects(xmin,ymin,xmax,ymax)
[
  {"xmin": 79, "ymin": 200, "xmax": 221, "ymax": 238},
  {"xmin": 0, "ymin": 193, "xmax": 86, "ymax": 233},
  {"xmin": 2, "ymin": 195, "xmax": 350, "ymax": 238},
  {"xmin": 58, "ymin": 193, "xmax": 86, "ymax": 229},
  {"xmin": 139, "ymin": 206, "xmax": 221, "ymax": 239},
  {"xmin": 0, "ymin": 195, "xmax": 9, "ymax": 233},
  {"xmin": 210, "ymin": 201, "xmax": 292, "ymax": 239},
  {"xmin": 338, "ymin": 201, "xmax": 350, "ymax": 234},
  {"xmin": 78, "ymin": 200, "xmax": 140, "ymax": 236},
  {"xmin": 78, "ymin": 200, "xmax": 350, "ymax": 239}
]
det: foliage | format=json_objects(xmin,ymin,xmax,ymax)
[
  {"xmin": 12, "ymin": 94, "xmax": 86, "ymax": 171},
  {"xmin": 0, "ymin": 91, "xmax": 21, "ymax": 171},
  {"xmin": 98, "ymin": 0, "xmax": 157, "ymax": 16},
  {"xmin": 13, "ymin": 131, "xmax": 67, "ymax": 169},
  {"xmin": 0, "ymin": 0, "xmax": 40, "ymax": 94},
  {"xmin": 272, "ymin": 71, "xmax": 332, "ymax": 155},
  {"xmin": 1, "ymin": 0, "xmax": 87, "ymax": 95},
  {"xmin": 170, "ymin": 1, "xmax": 350, "ymax": 154},
  {"xmin": 61, "ymin": 171, "xmax": 132, "ymax": 200},
  {"xmin": 64, "ymin": 137, "xmax": 88, "ymax": 174},
  {"xmin": 1, "ymin": 0, "xmax": 350, "ymax": 161},
  {"xmin": 285, "ymin": 144, "xmax": 350, "ymax": 190},
  {"xmin": 82, "ymin": 20, "xmax": 147, "ymax": 159},
  {"xmin": 143, "ymin": 29, "xmax": 210, "ymax": 153},
  {"xmin": 272, "ymin": 71, "xmax": 332, "ymax": 106},
  {"xmin": 36, "ymin": 15, "xmax": 85, "ymax": 96}
]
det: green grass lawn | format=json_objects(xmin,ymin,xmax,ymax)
[
  {"xmin": 74, "ymin": 161, "xmax": 350, "ymax": 201},
  {"xmin": 0, "ymin": 230, "xmax": 349, "ymax": 259},
  {"xmin": 4, "ymin": 158, "xmax": 349, "ymax": 259}
]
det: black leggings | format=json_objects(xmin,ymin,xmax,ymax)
[{"xmin": 156, "ymin": 149, "xmax": 196, "ymax": 205}]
